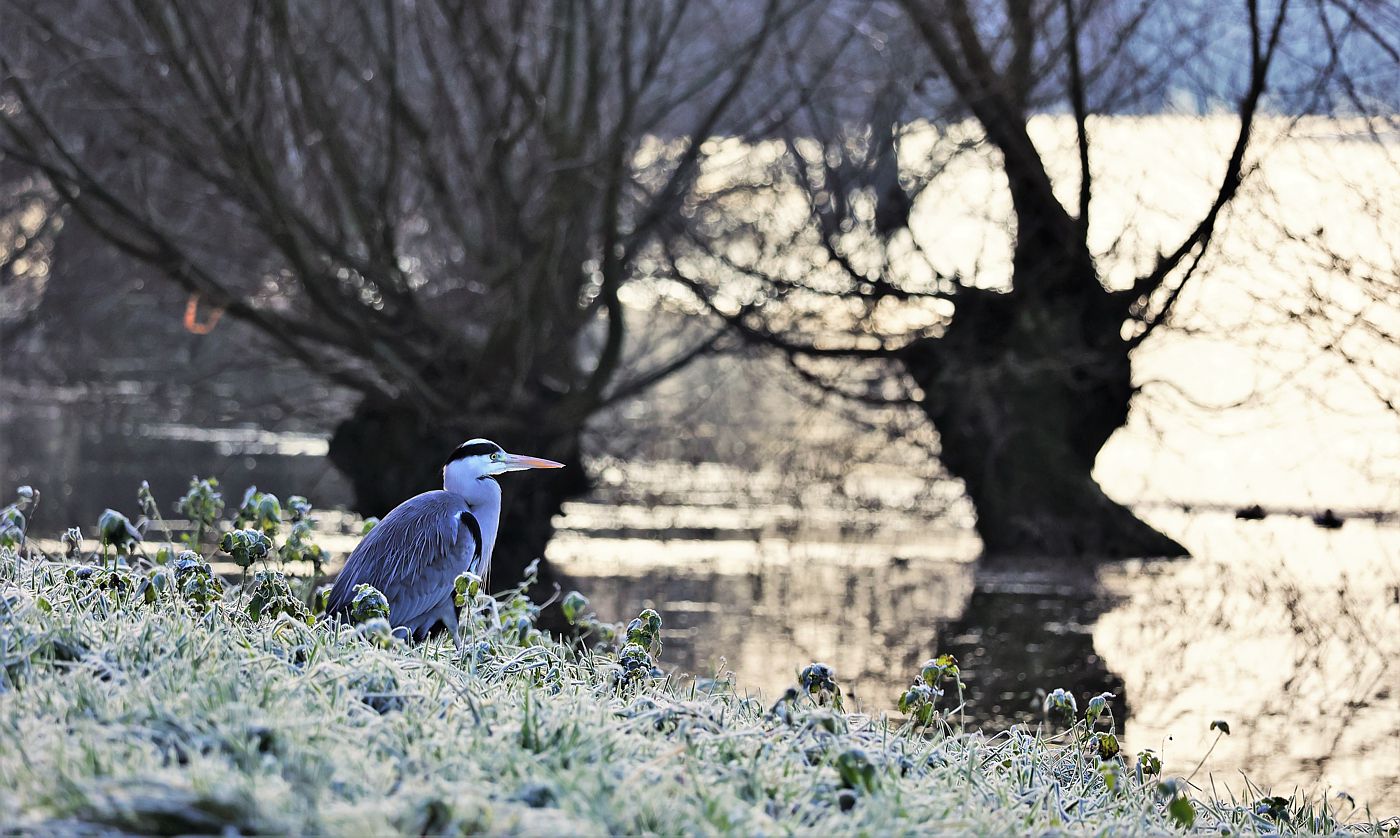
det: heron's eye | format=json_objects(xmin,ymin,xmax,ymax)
[{"xmin": 490, "ymin": 452, "xmax": 502, "ymax": 461}]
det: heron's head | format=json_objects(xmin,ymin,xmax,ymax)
[{"xmin": 443, "ymin": 438, "xmax": 564, "ymax": 494}]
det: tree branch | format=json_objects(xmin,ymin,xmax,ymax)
[
  {"xmin": 1124, "ymin": 0, "xmax": 1291, "ymax": 329},
  {"xmin": 1062, "ymin": 0, "xmax": 1092, "ymax": 230}
]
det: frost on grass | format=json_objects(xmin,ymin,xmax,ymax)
[{"xmin": 0, "ymin": 487, "xmax": 1391, "ymax": 835}]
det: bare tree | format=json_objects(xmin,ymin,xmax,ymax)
[
  {"xmin": 669, "ymin": 0, "xmax": 1397, "ymax": 560},
  {"xmin": 0, "ymin": 0, "xmax": 808, "ymax": 586}
]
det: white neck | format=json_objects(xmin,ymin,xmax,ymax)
[{"xmin": 444, "ymin": 467, "xmax": 503, "ymax": 570}]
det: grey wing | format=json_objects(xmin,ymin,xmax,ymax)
[{"xmin": 327, "ymin": 491, "xmax": 483, "ymax": 632}]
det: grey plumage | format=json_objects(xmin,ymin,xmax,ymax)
[
  {"xmin": 326, "ymin": 490, "xmax": 483, "ymax": 640},
  {"xmin": 323, "ymin": 438, "xmax": 563, "ymax": 643}
]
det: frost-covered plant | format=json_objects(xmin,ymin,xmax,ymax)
[
  {"xmin": 235, "ymin": 487, "xmax": 282, "ymax": 537},
  {"xmin": 244, "ymin": 570, "xmax": 311, "ymax": 624},
  {"xmin": 0, "ymin": 486, "xmax": 37, "ymax": 553},
  {"xmin": 278, "ymin": 496, "xmax": 326, "ymax": 578},
  {"xmin": 348, "ymin": 583, "xmax": 391, "ymax": 624},
  {"xmin": 174, "ymin": 476, "xmax": 224, "ymax": 548},
  {"xmin": 96, "ymin": 508, "xmax": 142, "ymax": 558},
  {"xmin": 219, "ymin": 528, "xmax": 272, "ymax": 569}
]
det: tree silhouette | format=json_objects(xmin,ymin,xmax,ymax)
[
  {"xmin": 669, "ymin": 0, "xmax": 1396, "ymax": 560},
  {"xmin": 0, "ymin": 0, "xmax": 807, "ymax": 585}
]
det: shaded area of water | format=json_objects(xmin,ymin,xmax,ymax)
[
  {"xmin": 940, "ymin": 576, "xmax": 1126, "ymax": 725},
  {"xmin": 563, "ymin": 555, "xmax": 1126, "ymax": 722},
  {"xmin": 1, "ymin": 387, "xmax": 353, "ymax": 534}
]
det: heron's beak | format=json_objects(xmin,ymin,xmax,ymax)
[{"xmin": 502, "ymin": 452, "xmax": 565, "ymax": 472}]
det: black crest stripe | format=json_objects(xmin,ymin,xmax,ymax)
[
  {"xmin": 444, "ymin": 441, "xmax": 503, "ymax": 467},
  {"xmin": 458, "ymin": 510, "xmax": 483, "ymax": 562}
]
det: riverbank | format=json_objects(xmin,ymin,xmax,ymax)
[{"xmin": 1, "ymin": 547, "xmax": 1387, "ymax": 835}]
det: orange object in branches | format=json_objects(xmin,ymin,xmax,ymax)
[{"xmin": 183, "ymin": 294, "xmax": 224, "ymax": 335}]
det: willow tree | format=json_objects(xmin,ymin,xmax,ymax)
[
  {"xmin": 0, "ymin": 0, "xmax": 806, "ymax": 585},
  {"xmin": 672, "ymin": 0, "xmax": 1392, "ymax": 559}
]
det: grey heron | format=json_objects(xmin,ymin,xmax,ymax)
[{"xmin": 325, "ymin": 438, "xmax": 563, "ymax": 641}]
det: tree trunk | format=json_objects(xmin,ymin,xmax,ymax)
[
  {"xmin": 902, "ymin": 283, "xmax": 1187, "ymax": 562},
  {"xmin": 327, "ymin": 397, "xmax": 591, "ymax": 593}
]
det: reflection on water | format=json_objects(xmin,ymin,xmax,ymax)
[
  {"xmin": 553, "ymin": 544, "xmax": 977, "ymax": 709},
  {"xmin": 1098, "ymin": 512, "xmax": 1400, "ymax": 815},
  {"xmin": 559, "ymin": 549, "xmax": 1126, "ymax": 723},
  {"xmin": 0, "ymin": 390, "xmax": 354, "ymax": 533},
  {"xmin": 2, "ymin": 391, "xmax": 1397, "ymax": 814},
  {"xmin": 939, "ymin": 572, "xmax": 1125, "ymax": 726}
]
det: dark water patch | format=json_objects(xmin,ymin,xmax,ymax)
[
  {"xmin": 562, "ymin": 554, "xmax": 1128, "ymax": 731},
  {"xmin": 1, "ymin": 390, "xmax": 352, "ymax": 534},
  {"xmin": 940, "ymin": 578, "xmax": 1126, "ymax": 728}
]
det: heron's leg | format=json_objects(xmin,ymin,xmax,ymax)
[
  {"xmin": 444, "ymin": 605, "xmax": 463, "ymax": 652},
  {"xmin": 424, "ymin": 592, "xmax": 463, "ymax": 652}
]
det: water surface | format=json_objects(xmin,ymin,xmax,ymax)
[{"xmin": 551, "ymin": 468, "xmax": 1399, "ymax": 815}]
